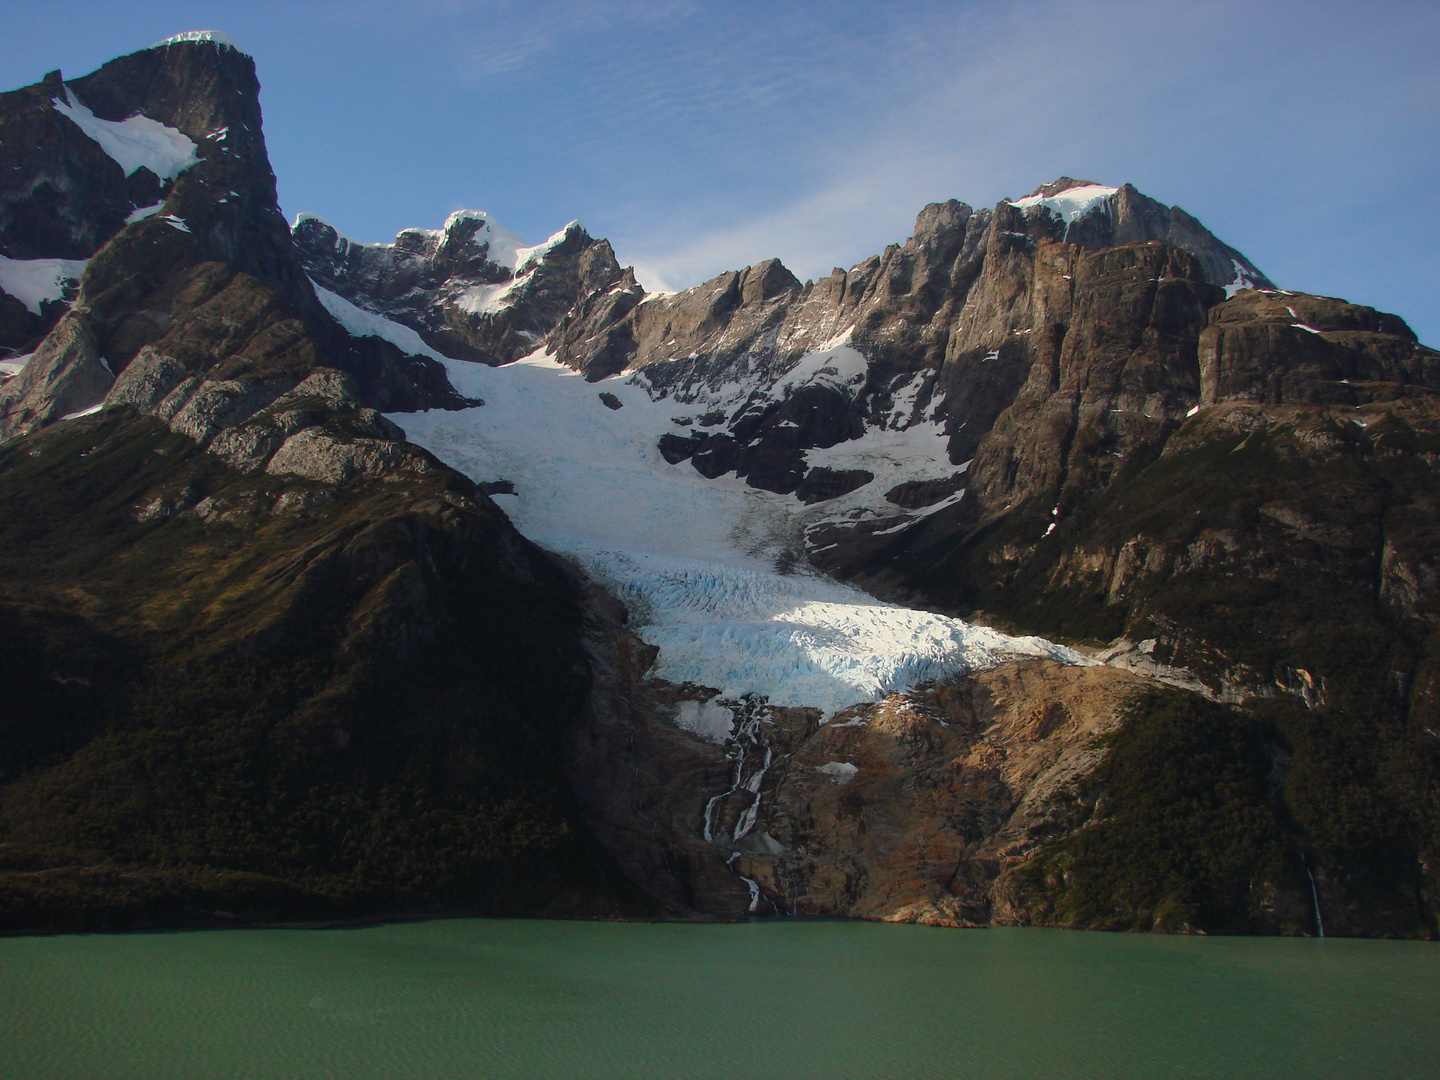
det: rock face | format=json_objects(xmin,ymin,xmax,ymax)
[
  {"xmin": 293, "ymin": 213, "xmax": 628, "ymax": 365},
  {"xmin": 571, "ymin": 593, "xmax": 1323, "ymax": 934},
  {"xmin": 571, "ymin": 585, "xmax": 1159, "ymax": 923},
  {"xmin": 3, "ymin": 37, "xmax": 1438, "ymax": 938},
  {"xmin": 0, "ymin": 35, "xmax": 645, "ymax": 932},
  {"xmin": 0, "ymin": 34, "xmax": 467, "ymax": 445}
]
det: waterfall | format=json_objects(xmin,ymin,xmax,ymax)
[
  {"xmin": 700, "ymin": 697, "xmax": 769, "ymax": 846},
  {"xmin": 700, "ymin": 696, "xmax": 776, "ymax": 914},
  {"xmin": 1306, "ymin": 864, "xmax": 1326, "ymax": 938},
  {"xmin": 727, "ymin": 852, "xmax": 764, "ymax": 914}
]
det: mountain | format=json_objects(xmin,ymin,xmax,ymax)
[{"xmin": 1, "ymin": 34, "xmax": 1437, "ymax": 937}]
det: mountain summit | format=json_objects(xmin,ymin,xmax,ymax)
[{"xmin": 2, "ymin": 36, "xmax": 1438, "ymax": 938}]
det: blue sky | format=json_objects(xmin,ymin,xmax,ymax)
[{"xmin": 2, "ymin": 0, "xmax": 1436, "ymax": 343}]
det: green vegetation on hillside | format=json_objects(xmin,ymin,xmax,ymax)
[
  {"xmin": 1012, "ymin": 689, "xmax": 1303, "ymax": 934},
  {"xmin": 933, "ymin": 405, "xmax": 1440, "ymax": 936},
  {"xmin": 0, "ymin": 410, "xmax": 653, "ymax": 931}
]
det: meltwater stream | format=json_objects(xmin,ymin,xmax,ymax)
[{"xmin": 2, "ymin": 920, "xmax": 1436, "ymax": 1080}]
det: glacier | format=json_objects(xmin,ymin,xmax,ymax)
[{"xmin": 391, "ymin": 332, "xmax": 1088, "ymax": 718}]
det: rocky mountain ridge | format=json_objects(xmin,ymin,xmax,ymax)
[
  {"xmin": 1, "ymin": 35, "xmax": 1436, "ymax": 937},
  {"xmin": 0, "ymin": 32, "xmax": 467, "ymax": 448}
]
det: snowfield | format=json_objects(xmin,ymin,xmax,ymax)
[
  {"xmin": 1007, "ymin": 183, "xmax": 1118, "ymax": 225},
  {"xmin": 52, "ymin": 88, "xmax": 199, "ymax": 182},
  {"xmin": 391, "ymin": 349, "xmax": 1088, "ymax": 717},
  {"xmin": 329, "ymin": 289, "xmax": 1091, "ymax": 717},
  {"xmin": 0, "ymin": 256, "xmax": 86, "ymax": 316}
]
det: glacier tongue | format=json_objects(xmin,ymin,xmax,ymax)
[
  {"xmin": 394, "ymin": 349, "xmax": 1089, "ymax": 718},
  {"xmin": 578, "ymin": 547, "xmax": 1076, "ymax": 715}
]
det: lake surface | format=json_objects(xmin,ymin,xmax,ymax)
[{"xmin": 1, "ymin": 919, "xmax": 1436, "ymax": 1079}]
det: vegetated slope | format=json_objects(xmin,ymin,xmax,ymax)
[
  {"xmin": 4, "ymin": 31, "xmax": 1437, "ymax": 936},
  {"xmin": 310, "ymin": 165, "xmax": 1438, "ymax": 933},
  {"xmin": 0, "ymin": 34, "xmax": 647, "ymax": 930},
  {"xmin": 0, "ymin": 409, "xmax": 644, "ymax": 929},
  {"xmin": 843, "ymin": 274, "xmax": 1440, "ymax": 937}
]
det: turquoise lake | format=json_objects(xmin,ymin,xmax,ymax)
[{"xmin": 1, "ymin": 919, "xmax": 1436, "ymax": 1079}]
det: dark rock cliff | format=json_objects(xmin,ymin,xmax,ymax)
[
  {"xmin": 0, "ymin": 35, "xmax": 467, "ymax": 447},
  {"xmin": 3, "ymin": 36, "xmax": 1436, "ymax": 938},
  {"xmin": 0, "ymin": 36, "xmax": 648, "ymax": 931}
]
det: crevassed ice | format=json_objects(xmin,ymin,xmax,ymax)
[{"xmin": 52, "ymin": 89, "xmax": 198, "ymax": 182}]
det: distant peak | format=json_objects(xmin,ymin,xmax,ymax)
[
  {"xmin": 148, "ymin": 31, "xmax": 248, "ymax": 56},
  {"xmin": 441, "ymin": 209, "xmax": 498, "ymax": 231}
]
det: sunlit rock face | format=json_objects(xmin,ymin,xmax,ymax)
[{"xmin": 3, "ymin": 32, "xmax": 1439, "ymax": 938}]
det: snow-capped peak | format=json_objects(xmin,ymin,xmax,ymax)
[
  {"xmin": 149, "ymin": 30, "xmax": 248, "ymax": 55},
  {"xmin": 438, "ymin": 210, "xmax": 529, "ymax": 270},
  {"xmin": 514, "ymin": 220, "xmax": 583, "ymax": 273},
  {"xmin": 1008, "ymin": 182, "xmax": 1118, "ymax": 225}
]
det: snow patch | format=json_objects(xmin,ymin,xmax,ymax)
[
  {"xmin": 676, "ymin": 698, "xmax": 735, "ymax": 743},
  {"xmin": 439, "ymin": 210, "xmax": 529, "ymax": 270},
  {"xmin": 513, "ymin": 221, "xmax": 579, "ymax": 272},
  {"xmin": 60, "ymin": 402, "xmax": 104, "ymax": 421},
  {"xmin": 0, "ymin": 255, "xmax": 86, "ymax": 315},
  {"xmin": 312, "ymin": 281, "xmax": 449, "ymax": 362},
  {"xmin": 1223, "ymin": 258, "xmax": 1265, "ymax": 298},
  {"xmin": 125, "ymin": 202, "xmax": 165, "ymax": 224},
  {"xmin": 52, "ymin": 89, "xmax": 198, "ymax": 182},
  {"xmin": 149, "ymin": 30, "xmax": 247, "ymax": 54},
  {"xmin": 775, "ymin": 341, "xmax": 867, "ymax": 396},
  {"xmin": 816, "ymin": 761, "xmax": 858, "ymax": 784},
  {"xmin": 1008, "ymin": 184, "xmax": 1118, "ymax": 225},
  {"xmin": 454, "ymin": 280, "xmax": 522, "ymax": 316},
  {"xmin": 0, "ymin": 352, "xmax": 33, "ymax": 379}
]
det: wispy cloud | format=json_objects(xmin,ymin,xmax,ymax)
[
  {"xmin": 282, "ymin": 0, "xmax": 1436, "ymax": 340},
  {"xmin": 449, "ymin": 0, "xmax": 701, "ymax": 80},
  {"xmin": 605, "ymin": 0, "xmax": 1438, "ymax": 340}
]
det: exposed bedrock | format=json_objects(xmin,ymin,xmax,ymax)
[{"xmin": 569, "ymin": 579, "xmax": 1190, "ymax": 926}]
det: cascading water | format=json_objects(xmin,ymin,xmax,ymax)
[
  {"xmin": 1306, "ymin": 864, "xmax": 1326, "ymax": 938},
  {"xmin": 701, "ymin": 697, "xmax": 775, "ymax": 913}
]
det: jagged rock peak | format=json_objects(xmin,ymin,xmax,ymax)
[
  {"xmin": 296, "ymin": 210, "xmax": 592, "ymax": 279},
  {"xmin": 1001, "ymin": 176, "xmax": 1273, "ymax": 292},
  {"xmin": 293, "ymin": 208, "xmax": 625, "ymax": 366}
]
